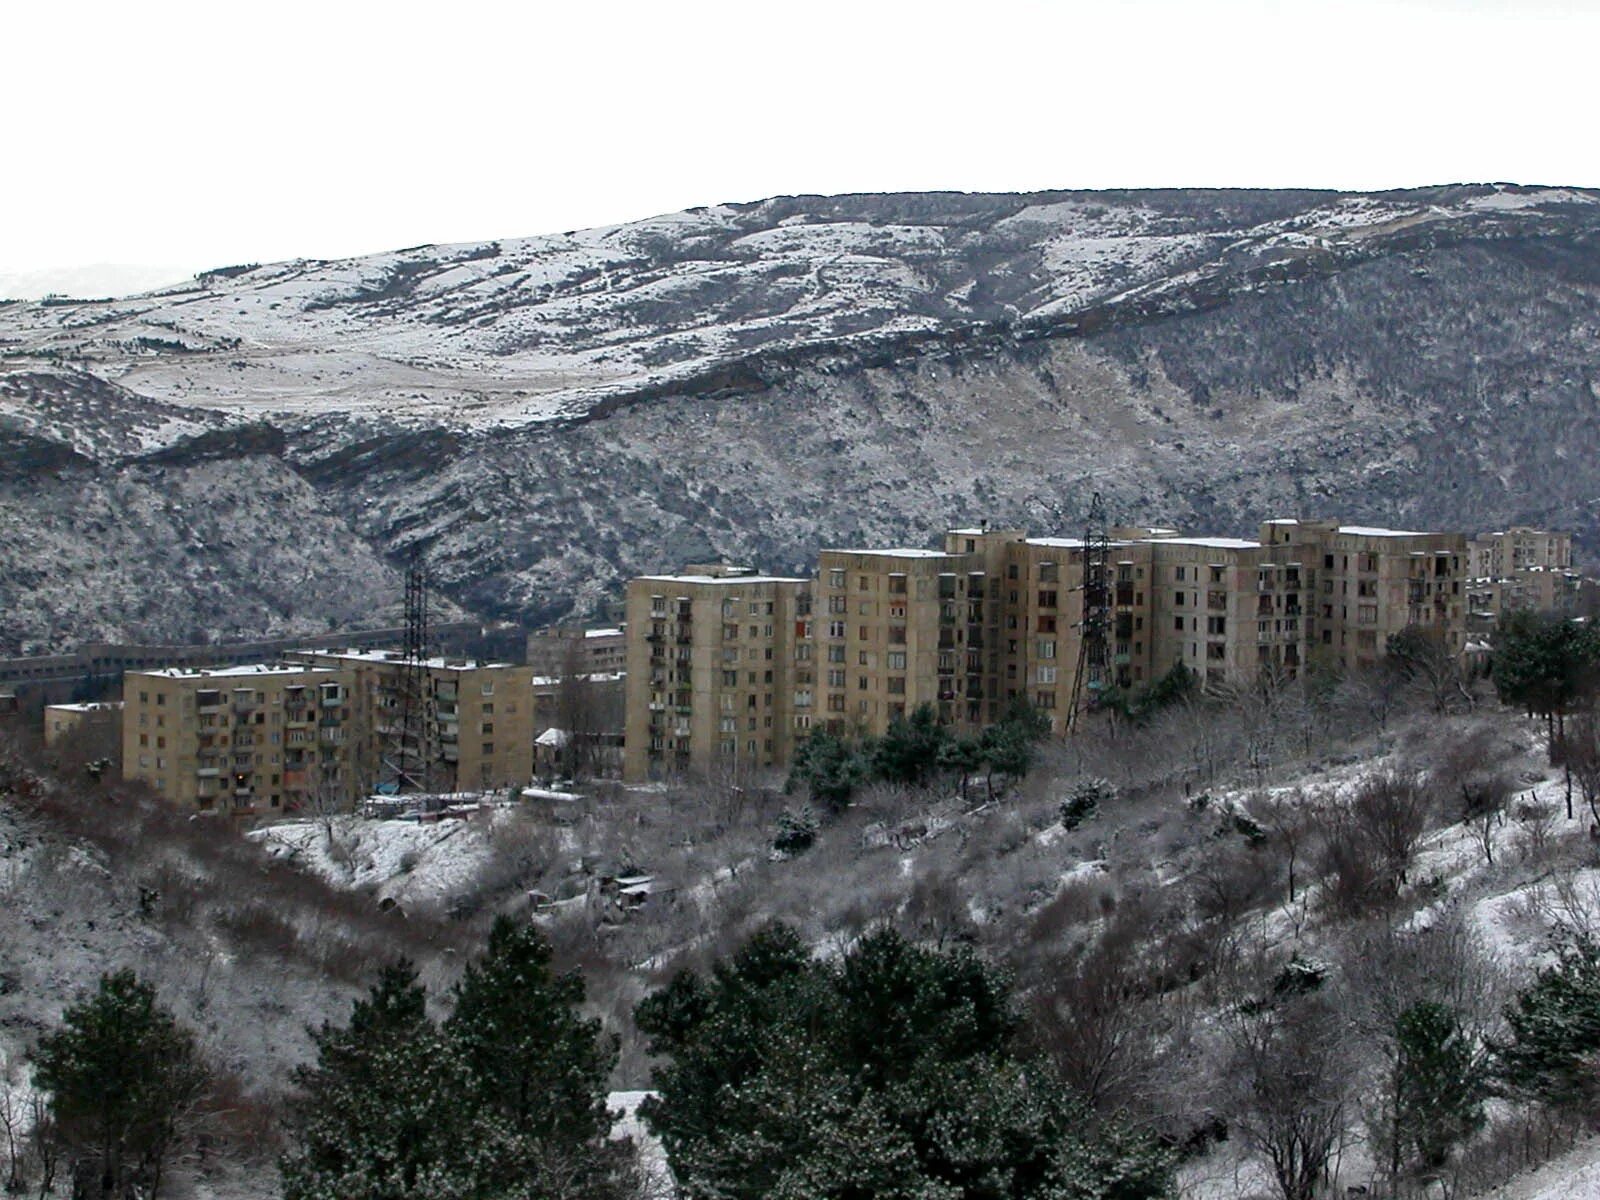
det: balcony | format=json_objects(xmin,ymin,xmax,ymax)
[
  {"xmin": 320, "ymin": 693, "xmax": 343, "ymax": 707},
  {"xmin": 195, "ymin": 766, "xmax": 220, "ymax": 778}
]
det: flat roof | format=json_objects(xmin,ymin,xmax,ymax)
[
  {"xmin": 1025, "ymin": 537, "xmax": 1089, "ymax": 550},
  {"xmin": 1337, "ymin": 525, "xmax": 1437, "ymax": 538},
  {"xmin": 827, "ymin": 548, "xmax": 952, "ymax": 559},
  {"xmin": 46, "ymin": 701, "xmax": 123, "ymax": 712},
  {"xmin": 295, "ymin": 648, "xmax": 516, "ymax": 669},
  {"xmin": 584, "ymin": 628, "xmax": 624, "ymax": 638},
  {"xmin": 636, "ymin": 574, "xmax": 808, "ymax": 585},
  {"xmin": 1149, "ymin": 536, "xmax": 1261, "ymax": 550},
  {"xmin": 133, "ymin": 663, "xmax": 340, "ymax": 680},
  {"xmin": 531, "ymin": 671, "xmax": 625, "ymax": 687}
]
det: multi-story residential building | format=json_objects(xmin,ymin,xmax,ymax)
[
  {"xmin": 1465, "ymin": 527, "xmax": 1579, "ymax": 633},
  {"xmin": 1259, "ymin": 521, "xmax": 1468, "ymax": 671},
  {"xmin": 1143, "ymin": 536, "xmax": 1308, "ymax": 687},
  {"xmin": 122, "ymin": 664, "xmax": 353, "ymax": 820},
  {"xmin": 1469, "ymin": 527, "xmax": 1572, "ymax": 579},
  {"xmin": 623, "ymin": 515, "xmax": 1487, "ymax": 778},
  {"xmin": 622, "ymin": 570, "xmax": 809, "ymax": 781},
  {"xmin": 526, "ymin": 625, "xmax": 628, "ymax": 676},
  {"xmin": 43, "ymin": 701, "xmax": 123, "ymax": 748},
  {"xmin": 814, "ymin": 547, "xmax": 981, "ymax": 741},
  {"xmin": 289, "ymin": 650, "xmax": 534, "ymax": 793}
]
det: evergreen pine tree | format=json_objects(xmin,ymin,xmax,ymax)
[
  {"xmin": 32, "ymin": 969, "xmax": 209, "ymax": 1200},
  {"xmin": 636, "ymin": 923, "xmax": 1171, "ymax": 1200},
  {"xmin": 1394, "ymin": 1001, "xmax": 1485, "ymax": 1169},
  {"xmin": 1496, "ymin": 936, "xmax": 1600, "ymax": 1113},
  {"xmin": 446, "ymin": 916, "xmax": 634, "ymax": 1200},
  {"xmin": 279, "ymin": 959, "xmax": 466, "ymax": 1200}
]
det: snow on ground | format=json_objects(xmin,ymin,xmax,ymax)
[
  {"xmin": 249, "ymin": 816, "xmax": 497, "ymax": 907},
  {"xmin": 609, "ymin": 1090, "xmax": 672, "ymax": 1195},
  {"xmin": 1483, "ymin": 1133, "xmax": 1600, "ymax": 1199},
  {"xmin": 7, "ymin": 186, "xmax": 1592, "ymax": 437}
]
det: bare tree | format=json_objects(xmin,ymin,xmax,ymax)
[
  {"xmin": 1227, "ymin": 994, "xmax": 1354, "ymax": 1200},
  {"xmin": 553, "ymin": 638, "xmax": 622, "ymax": 782},
  {"xmin": 1026, "ymin": 915, "xmax": 1168, "ymax": 1116},
  {"xmin": 0, "ymin": 1049, "xmax": 24, "ymax": 1193},
  {"xmin": 1430, "ymin": 724, "xmax": 1516, "ymax": 866},
  {"xmin": 1257, "ymin": 789, "xmax": 1314, "ymax": 906},
  {"xmin": 1351, "ymin": 771, "xmax": 1432, "ymax": 889}
]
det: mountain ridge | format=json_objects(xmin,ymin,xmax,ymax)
[{"xmin": 3, "ymin": 183, "xmax": 1599, "ymax": 652}]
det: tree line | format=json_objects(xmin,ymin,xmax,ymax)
[{"xmin": 15, "ymin": 906, "xmax": 1600, "ymax": 1200}]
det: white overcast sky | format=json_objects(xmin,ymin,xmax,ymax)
[{"xmin": 6, "ymin": 0, "xmax": 1597, "ymax": 295}]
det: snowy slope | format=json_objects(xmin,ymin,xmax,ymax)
[
  {"xmin": 7, "ymin": 182, "xmax": 1600, "ymax": 652},
  {"xmin": 4, "ymin": 184, "xmax": 1594, "ymax": 436}
]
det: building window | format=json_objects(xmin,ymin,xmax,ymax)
[
  {"xmin": 1038, "ymin": 666, "xmax": 1057, "ymax": 684},
  {"xmin": 828, "ymin": 621, "xmax": 846, "ymax": 638},
  {"xmin": 888, "ymin": 677, "xmax": 906, "ymax": 695},
  {"xmin": 829, "ymin": 569, "xmax": 846, "ymax": 588},
  {"xmin": 1038, "ymin": 640, "xmax": 1056, "ymax": 659},
  {"xmin": 1037, "ymin": 590, "xmax": 1058, "ymax": 608},
  {"xmin": 887, "ymin": 651, "xmax": 906, "ymax": 670}
]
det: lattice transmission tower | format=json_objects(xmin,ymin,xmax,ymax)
[
  {"xmin": 1066, "ymin": 492, "xmax": 1111, "ymax": 732},
  {"xmin": 381, "ymin": 547, "xmax": 434, "ymax": 794}
]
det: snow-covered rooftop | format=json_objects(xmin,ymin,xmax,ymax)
[
  {"xmin": 530, "ymin": 671, "xmax": 625, "ymax": 687},
  {"xmin": 584, "ymin": 628, "xmax": 624, "ymax": 638},
  {"xmin": 46, "ymin": 701, "xmax": 123, "ymax": 712},
  {"xmin": 134, "ymin": 663, "xmax": 339, "ymax": 679},
  {"xmin": 1025, "ymin": 536, "xmax": 1090, "ymax": 550},
  {"xmin": 294, "ymin": 648, "xmax": 515, "ymax": 670},
  {"xmin": 636, "ymin": 574, "xmax": 808, "ymax": 585},
  {"xmin": 1148, "ymin": 536, "xmax": 1261, "ymax": 550},
  {"xmin": 1337, "ymin": 525, "xmax": 1437, "ymax": 538},
  {"xmin": 830, "ymin": 548, "xmax": 952, "ymax": 559}
]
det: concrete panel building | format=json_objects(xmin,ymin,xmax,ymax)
[
  {"xmin": 622, "ymin": 571, "xmax": 809, "ymax": 782},
  {"xmin": 289, "ymin": 650, "xmax": 534, "ymax": 794},
  {"xmin": 622, "ymin": 514, "xmax": 1490, "ymax": 779},
  {"xmin": 122, "ymin": 664, "xmax": 352, "ymax": 820},
  {"xmin": 44, "ymin": 701, "xmax": 123, "ymax": 748}
]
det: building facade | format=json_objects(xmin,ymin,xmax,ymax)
[
  {"xmin": 622, "ymin": 571, "xmax": 809, "ymax": 782},
  {"xmin": 526, "ymin": 625, "xmax": 628, "ymax": 677},
  {"xmin": 623, "ymin": 516, "xmax": 1484, "ymax": 781},
  {"xmin": 1465, "ymin": 527, "xmax": 1579, "ymax": 634},
  {"xmin": 43, "ymin": 701, "xmax": 123, "ymax": 748},
  {"xmin": 122, "ymin": 664, "xmax": 352, "ymax": 820},
  {"xmin": 288, "ymin": 650, "xmax": 534, "ymax": 794}
]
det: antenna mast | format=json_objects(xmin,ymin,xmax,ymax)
[
  {"xmin": 382, "ymin": 547, "xmax": 433, "ymax": 793},
  {"xmin": 1067, "ymin": 493, "xmax": 1111, "ymax": 732}
]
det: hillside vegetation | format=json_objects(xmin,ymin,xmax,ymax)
[
  {"xmin": 9, "ymin": 653, "xmax": 1600, "ymax": 1196},
  {"xmin": 4, "ymin": 185, "xmax": 1600, "ymax": 648}
]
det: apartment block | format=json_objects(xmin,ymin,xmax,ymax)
[
  {"xmin": 1469, "ymin": 527, "xmax": 1572, "ymax": 578},
  {"xmin": 1465, "ymin": 527, "xmax": 1579, "ymax": 633},
  {"xmin": 43, "ymin": 701, "xmax": 123, "ymax": 748},
  {"xmin": 289, "ymin": 650, "xmax": 534, "ymax": 793},
  {"xmin": 122, "ymin": 664, "xmax": 353, "ymax": 820},
  {"xmin": 623, "ymin": 571, "xmax": 810, "ymax": 781},
  {"xmin": 526, "ymin": 625, "xmax": 628, "ymax": 676},
  {"xmin": 626, "ymin": 516, "xmax": 1497, "ymax": 776},
  {"xmin": 1258, "ymin": 521, "xmax": 1468, "ymax": 671}
]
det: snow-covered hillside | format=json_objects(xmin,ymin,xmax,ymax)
[
  {"xmin": 4, "ymin": 185, "xmax": 1594, "ymax": 435},
  {"xmin": 7, "ymin": 182, "xmax": 1600, "ymax": 651}
]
